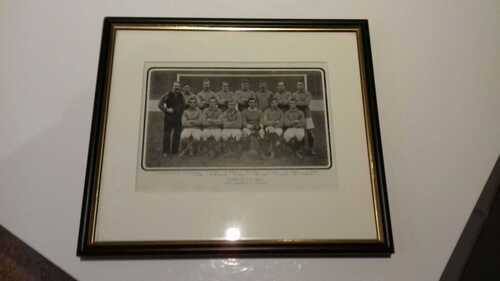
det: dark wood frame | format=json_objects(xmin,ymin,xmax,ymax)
[{"xmin": 77, "ymin": 17, "xmax": 393, "ymax": 258}]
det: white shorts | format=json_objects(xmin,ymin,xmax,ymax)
[
  {"xmin": 221, "ymin": 129, "xmax": 242, "ymax": 141},
  {"xmin": 284, "ymin": 128, "xmax": 305, "ymax": 142},
  {"xmin": 243, "ymin": 127, "xmax": 264, "ymax": 138},
  {"xmin": 264, "ymin": 126, "xmax": 283, "ymax": 136},
  {"xmin": 202, "ymin": 128, "xmax": 222, "ymax": 140},
  {"xmin": 180, "ymin": 128, "xmax": 201, "ymax": 141}
]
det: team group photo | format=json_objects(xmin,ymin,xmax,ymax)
[{"xmin": 142, "ymin": 68, "xmax": 332, "ymax": 169}]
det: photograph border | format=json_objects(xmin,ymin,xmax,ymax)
[
  {"xmin": 77, "ymin": 17, "xmax": 393, "ymax": 258},
  {"xmin": 140, "ymin": 66, "xmax": 333, "ymax": 171}
]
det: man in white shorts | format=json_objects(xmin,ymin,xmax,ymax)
[
  {"xmin": 283, "ymin": 98, "xmax": 306, "ymax": 158},
  {"xmin": 179, "ymin": 96, "xmax": 202, "ymax": 156},
  {"xmin": 220, "ymin": 100, "xmax": 242, "ymax": 155},
  {"xmin": 292, "ymin": 81, "xmax": 316, "ymax": 155},
  {"xmin": 241, "ymin": 98, "xmax": 264, "ymax": 138},
  {"xmin": 262, "ymin": 98, "xmax": 284, "ymax": 136},
  {"xmin": 201, "ymin": 97, "xmax": 223, "ymax": 156},
  {"xmin": 261, "ymin": 97, "xmax": 284, "ymax": 158},
  {"xmin": 241, "ymin": 98, "xmax": 264, "ymax": 155}
]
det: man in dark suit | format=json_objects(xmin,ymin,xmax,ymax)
[{"xmin": 158, "ymin": 81, "xmax": 185, "ymax": 157}]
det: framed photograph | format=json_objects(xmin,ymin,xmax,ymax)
[{"xmin": 78, "ymin": 17, "xmax": 393, "ymax": 258}]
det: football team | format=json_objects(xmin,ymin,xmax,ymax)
[{"xmin": 158, "ymin": 79, "xmax": 316, "ymax": 159}]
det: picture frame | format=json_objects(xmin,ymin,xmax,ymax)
[{"xmin": 78, "ymin": 17, "xmax": 393, "ymax": 258}]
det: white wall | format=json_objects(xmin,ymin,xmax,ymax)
[{"xmin": 1, "ymin": 1, "xmax": 499, "ymax": 280}]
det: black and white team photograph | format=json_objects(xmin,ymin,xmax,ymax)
[{"xmin": 141, "ymin": 67, "xmax": 332, "ymax": 169}]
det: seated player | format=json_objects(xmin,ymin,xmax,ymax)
[
  {"xmin": 220, "ymin": 100, "xmax": 242, "ymax": 155},
  {"xmin": 216, "ymin": 81, "xmax": 234, "ymax": 111},
  {"xmin": 292, "ymin": 81, "xmax": 315, "ymax": 154},
  {"xmin": 241, "ymin": 98, "xmax": 264, "ymax": 155},
  {"xmin": 262, "ymin": 98, "xmax": 284, "ymax": 136},
  {"xmin": 283, "ymin": 98, "xmax": 306, "ymax": 158},
  {"xmin": 241, "ymin": 98, "xmax": 264, "ymax": 138},
  {"xmin": 179, "ymin": 96, "xmax": 202, "ymax": 156},
  {"xmin": 261, "ymin": 98, "xmax": 284, "ymax": 158},
  {"xmin": 201, "ymin": 97, "xmax": 223, "ymax": 157}
]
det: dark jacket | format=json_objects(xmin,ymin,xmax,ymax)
[{"xmin": 159, "ymin": 91, "xmax": 185, "ymax": 123}]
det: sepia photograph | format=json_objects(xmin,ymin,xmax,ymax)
[{"xmin": 141, "ymin": 67, "xmax": 332, "ymax": 170}]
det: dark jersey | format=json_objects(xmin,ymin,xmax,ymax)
[
  {"xmin": 221, "ymin": 109, "xmax": 242, "ymax": 129},
  {"xmin": 256, "ymin": 89, "xmax": 273, "ymax": 110},
  {"xmin": 284, "ymin": 108, "xmax": 305, "ymax": 128},
  {"xmin": 262, "ymin": 107, "xmax": 283, "ymax": 128},
  {"xmin": 273, "ymin": 91, "xmax": 291, "ymax": 106},
  {"xmin": 202, "ymin": 107, "xmax": 223, "ymax": 128},
  {"xmin": 158, "ymin": 91, "xmax": 185, "ymax": 122},
  {"xmin": 241, "ymin": 108, "xmax": 262, "ymax": 127}
]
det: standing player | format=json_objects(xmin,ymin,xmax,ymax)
[
  {"xmin": 255, "ymin": 81, "xmax": 272, "ymax": 111},
  {"xmin": 261, "ymin": 98, "xmax": 284, "ymax": 158},
  {"xmin": 158, "ymin": 81, "xmax": 185, "ymax": 157},
  {"xmin": 283, "ymin": 98, "xmax": 305, "ymax": 158},
  {"xmin": 179, "ymin": 96, "xmax": 202, "ymax": 157},
  {"xmin": 216, "ymin": 81, "xmax": 234, "ymax": 111},
  {"xmin": 220, "ymin": 100, "xmax": 242, "ymax": 156},
  {"xmin": 235, "ymin": 79, "xmax": 256, "ymax": 111},
  {"xmin": 201, "ymin": 97, "xmax": 223, "ymax": 157},
  {"xmin": 274, "ymin": 81, "xmax": 292, "ymax": 112},
  {"xmin": 241, "ymin": 98, "xmax": 263, "ymax": 155},
  {"xmin": 182, "ymin": 84, "xmax": 199, "ymax": 108},
  {"xmin": 292, "ymin": 81, "xmax": 315, "ymax": 155},
  {"xmin": 197, "ymin": 79, "xmax": 217, "ymax": 109}
]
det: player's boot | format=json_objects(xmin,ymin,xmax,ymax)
[
  {"xmin": 207, "ymin": 138, "xmax": 217, "ymax": 158},
  {"xmin": 178, "ymin": 140, "xmax": 187, "ymax": 158},
  {"xmin": 192, "ymin": 140, "xmax": 199, "ymax": 156},
  {"xmin": 228, "ymin": 139, "xmax": 237, "ymax": 157},
  {"xmin": 295, "ymin": 139, "xmax": 304, "ymax": 159},
  {"xmin": 234, "ymin": 140, "xmax": 242, "ymax": 158},
  {"xmin": 248, "ymin": 134, "xmax": 260, "ymax": 156},
  {"xmin": 188, "ymin": 139, "xmax": 195, "ymax": 157}
]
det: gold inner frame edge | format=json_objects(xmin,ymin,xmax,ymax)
[{"xmin": 88, "ymin": 23, "xmax": 385, "ymax": 247}]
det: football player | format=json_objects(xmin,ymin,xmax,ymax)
[
  {"xmin": 283, "ymin": 98, "xmax": 306, "ymax": 158},
  {"xmin": 197, "ymin": 79, "xmax": 217, "ymax": 109},
  {"xmin": 220, "ymin": 100, "xmax": 242, "ymax": 155},
  {"xmin": 261, "ymin": 97, "xmax": 284, "ymax": 158},
  {"xmin": 235, "ymin": 79, "xmax": 256, "ymax": 111},
  {"xmin": 182, "ymin": 84, "xmax": 199, "ymax": 108},
  {"xmin": 216, "ymin": 81, "xmax": 234, "ymax": 111},
  {"xmin": 179, "ymin": 96, "xmax": 202, "ymax": 157},
  {"xmin": 241, "ymin": 98, "xmax": 264, "ymax": 155},
  {"xmin": 255, "ymin": 81, "xmax": 272, "ymax": 111},
  {"xmin": 201, "ymin": 97, "xmax": 223, "ymax": 157},
  {"xmin": 274, "ymin": 81, "xmax": 291, "ymax": 112},
  {"xmin": 242, "ymin": 98, "xmax": 264, "ymax": 138},
  {"xmin": 292, "ymin": 81, "xmax": 315, "ymax": 154}
]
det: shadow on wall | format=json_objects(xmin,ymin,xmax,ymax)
[{"xmin": 0, "ymin": 90, "xmax": 93, "ymax": 269}]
